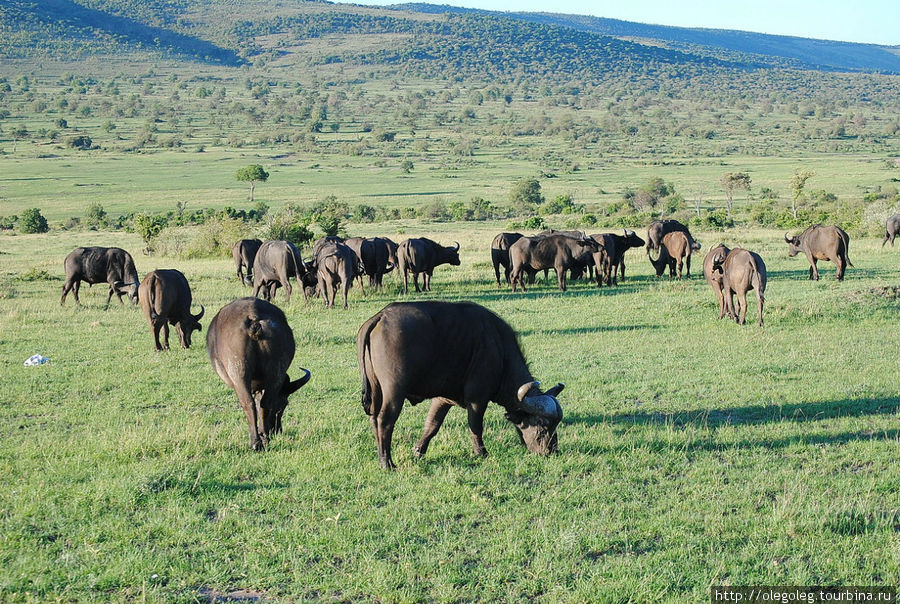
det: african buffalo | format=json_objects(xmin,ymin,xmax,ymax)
[
  {"xmin": 252, "ymin": 240, "xmax": 308, "ymax": 303},
  {"xmin": 509, "ymin": 233, "xmax": 599, "ymax": 292},
  {"xmin": 346, "ymin": 236, "xmax": 397, "ymax": 288},
  {"xmin": 61, "ymin": 246, "xmax": 140, "ymax": 306},
  {"xmin": 646, "ymin": 219, "xmax": 698, "ymax": 255},
  {"xmin": 712, "ymin": 248, "xmax": 767, "ymax": 326},
  {"xmin": 232, "ymin": 239, "xmax": 263, "ymax": 286},
  {"xmin": 397, "ymin": 238, "xmax": 461, "ymax": 293},
  {"xmin": 316, "ymin": 241, "xmax": 360, "ymax": 309},
  {"xmin": 491, "ymin": 232, "xmax": 524, "ymax": 286},
  {"xmin": 883, "ymin": 214, "xmax": 900, "ymax": 247},
  {"xmin": 703, "ymin": 243, "xmax": 731, "ymax": 319},
  {"xmin": 357, "ymin": 301, "xmax": 565, "ymax": 469},
  {"xmin": 650, "ymin": 231, "xmax": 696, "ymax": 278},
  {"xmin": 138, "ymin": 269, "xmax": 204, "ymax": 351},
  {"xmin": 207, "ymin": 297, "xmax": 311, "ymax": 451},
  {"xmin": 607, "ymin": 229, "xmax": 646, "ymax": 282},
  {"xmin": 784, "ymin": 224, "xmax": 853, "ymax": 280}
]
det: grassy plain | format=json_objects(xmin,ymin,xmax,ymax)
[{"xmin": 0, "ymin": 221, "xmax": 898, "ymax": 602}]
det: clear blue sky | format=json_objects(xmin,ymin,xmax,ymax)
[{"xmin": 332, "ymin": 0, "xmax": 900, "ymax": 45}]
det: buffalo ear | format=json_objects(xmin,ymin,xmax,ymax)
[{"xmin": 282, "ymin": 367, "xmax": 312, "ymax": 395}]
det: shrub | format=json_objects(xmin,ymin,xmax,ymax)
[
  {"xmin": 67, "ymin": 135, "xmax": 93, "ymax": 150},
  {"xmin": 19, "ymin": 208, "xmax": 49, "ymax": 234},
  {"xmin": 522, "ymin": 215, "xmax": 546, "ymax": 230},
  {"xmin": 354, "ymin": 204, "xmax": 377, "ymax": 223},
  {"xmin": 542, "ymin": 193, "xmax": 583, "ymax": 215},
  {"xmin": 263, "ymin": 208, "xmax": 314, "ymax": 250},
  {"xmin": 86, "ymin": 203, "xmax": 107, "ymax": 229}
]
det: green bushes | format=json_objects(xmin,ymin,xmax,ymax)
[{"xmin": 18, "ymin": 208, "xmax": 48, "ymax": 234}]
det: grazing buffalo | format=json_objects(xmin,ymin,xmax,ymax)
[
  {"xmin": 232, "ymin": 239, "xmax": 263, "ymax": 286},
  {"xmin": 491, "ymin": 232, "xmax": 524, "ymax": 286},
  {"xmin": 311, "ymin": 236, "xmax": 344, "ymax": 259},
  {"xmin": 61, "ymin": 246, "xmax": 140, "ymax": 306},
  {"xmin": 316, "ymin": 241, "xmax": 360, "ymax": 309},
  {"xmin": 357, "ymin": 301, "xmax": 565, "ymax": 469},
  {"xmin": 207, "ymin": 297, "xmax": 311, "ymax": 450},
  {"xmin": 138, "ymin": 269, "xmax": 204, "ymax": 350},
  {"xmin": 712, "ymin": 248, "xmax": 767, "ymax": 326},
  {"xmin": 650, "ymin": 231, "xmax": 698, "ymax": 278},
  {"xmin": 883, "ymin": 214, "xmax": 900, "ymax": 247},
  {"xmin": 646, "ymin": 219, "xmax": 698, "ymax": 255},
  {"xmin": 252, "ymin": 240, "xmax": 308, "ymax": 303},
  {"xmin": 784, "ymin": 224, "xmax": 853, "ymax": 280},
  {"xmin": 397, "ymin": 238, "xmax": 461, "ymax": 293},
  {"xmin": 703, "ymin": 243, "xmax": 732, "ymax": 319},
  {"xmin": 346, "ymin": 237, "xmax": 397, "ymax": 288},
  {"xmin": 509, "ymin": 233, "xmax": 599, "ymax": 292}
]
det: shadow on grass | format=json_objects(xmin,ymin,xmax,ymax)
[
  {"xmin": 518, "ymin": 324, "xmax": 661, "ymax": 336},
  {"xmin": 568, "ymin": 397, "xmax": 899, "ymax": 430}
]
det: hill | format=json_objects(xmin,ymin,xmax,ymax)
[{"xmin": 392, "ymin": 3, "xmax": 900, "ymax": 75}]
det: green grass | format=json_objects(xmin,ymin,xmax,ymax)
[{"xmin": 1, "ymin": 224, "xmax": 898, "ymax": 602}]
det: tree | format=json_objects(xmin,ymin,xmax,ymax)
[
  {"xmin": 134, "ymin": 213, "xmax": 167, "ymax": 254},
  {"xmin": 19, "ymin": 208, "xmax": 48, "ymax": 234},
  {"xmin": 720, "ymin": 172, "xmax": 751, "ymax": 219},
  {"xmin": 86, "ymin": 203, "xmax": 107, "ymax": 228},
  {"xmin": 790, "ymin": 169, "xmax": 815, "ymax": 220},
  {"xmin": 235, "ymin": 164, "xmax": 269, "ymax": 202},
  {"xmin": 400, "ymin": 159, "xmax": 414, "ymax": 174},
  {"xmin": 509, "ymin": 178, "xmax": 544, "ymax": 212}
]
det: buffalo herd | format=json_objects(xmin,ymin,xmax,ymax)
[{"xmin": 61, "ymin": 213, "xmax": 889, "ymax": 466}]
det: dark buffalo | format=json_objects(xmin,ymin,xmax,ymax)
[
  {"xmin": 712, "ymin": 248, "xmax": 767, "ymax": 326},
  {"xmin": 316, "ymin": 241, "xmax": 360, "ymax": 309},
  {"xmin": 61, "ymin": 246, "xmax": 140, "ymax": 306},
  {"xmin": 883, "ymin": 214, "xmax": 900, "ymax": 247},
  {"xmin": 785, "ymin": 224, "xmax": 853, "ymax": 280},
  {"xmin": 346, "ymin": 237, "xmax": 397, "ymax": 288},
  {"xmin": 491, "ymin": 232, "xmax": 524, "ymax": 286},
  {"xmin": 509, "ymin": 233, "xmax": 599, "ymax": 292},
  {"xmin": 232, "ymin": 239, "xmax": 263, "ymax": 286},
  {"xmin": 311, "ymin": 236, "xmax": 344, "ymax": 259},
  {"xmin": 650, "ymin": 231, "xmax": 697, "ymax": 278},
  {"xmin": 703, "ymin": 243, "xmax": 732, "ymax": 319},
  {"xmin": 397, "ymin": 238, "xmax": 461, "ymax": 293},
  {"xmin": 252, "ymin": 240, "xmax": 308, "ymax": 303},
  {"xmin": 207, "ymin": 297, "xmax": 311, "ymax": 451},
  {"xmin": 607, "ymin": 229, "xmax": 646, "ymax": 283},
  {"xmin": 646, "ymin": 219, "xmax": 699, "ymax": 256},
  {"xmin": 138, "ymin": 269, "xmax": 204, "ymax": 351},
  {"xmin": 357, "ymin": 301, "xmax": 565, "ymax": 469}
]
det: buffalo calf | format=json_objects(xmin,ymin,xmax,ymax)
[
  {"xmin": 139, "ymin": 269, "xmax": 204, "ymax": 350},
  {"xmin": 207, "ymin": 297, "xmax": 311, "ymax": 450}
]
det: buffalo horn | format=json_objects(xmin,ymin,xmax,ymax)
[
  {"xmin": 193, "ymin": 304, "xmax": 205, "ymax": 321},
  {"xmin": 517, "ymin": 380, "xmax": 540, "ymax": 402},
  {"xmin": 284, "ymin": 367, "xmax": 312, "ymax": 395},
  {"xmin": 453, "ymin": 241, "xmax": 460, "ymax": 252},
  {"xmin": 545, "ymin": 382, "xmax": 565, "ymax": 397},
  {"xmin": 784, "ymin": 233, "xmax": 791, "ymax": 243}
]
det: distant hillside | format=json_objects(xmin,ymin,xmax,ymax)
[{"xmin": 392, "ymin": 3, "xmax": 900, "ymax": 74}]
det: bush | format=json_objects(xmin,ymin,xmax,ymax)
[
  {"xmin": 67, "ymin": 135, "xmax": 93, "ymax": 150},
  {"xmin": 522, "ymin": 215, "xmax": 546, "ymax": 230},
  {"xmin": 354, "ymin": 204, "xmax": 377, "ymax": 223},
  {"xmin": 155, "ymin": 217, "xmax": 253, "ymax": 259},
  {"xmin": 0, "ymin": 215, "xmax": 17, "ymax": 230},
  {"xmin": 542, "ymin": 193, "xmax": 583, "ymax": 215},
  {"xmin": 263, "ymin": 208, "xmax": 314, "ymax": 250},
  {"xmin": 19, "ymin": 208, "xmax": 49, "ymax": 234},
  {"xmin": 86, "ymin": 203, "xmax": 107, "ymax": 229}
]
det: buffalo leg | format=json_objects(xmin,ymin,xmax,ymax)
[
  {"xmin": 414, "ymin": 398, "xmax": 454, "ymax": 458},
  {"xmin": 466, "ymin": 401, "xmax": 489, "ymax": 457},
  {"xmin": 835, "ymin": 257, "xmax": 845, "ymax": 281},
  {"xmin": 736, "ymin": 289, "xmax": 748, "ymax": 325},
  {"xmin": 374, "ymin": 393, "xmax": 403, "ymax": 470},
  {"xmin": 151, "ymin": 320, "xmax": 165, "ymax": 351},
  {"xmin": 341, "ymin": 279, "xmax": 350, "ymax": 309},
  {"xmin": 161, "ymin": 322, "xmax": 171, "ymax": 350},
  {"xmin": 757, "ymin": 291, "xmax": 765, "ymax": 327},
  {"xmin": 715, "ymin": 285, "xmax": 726, "ymax": 319},
  {"xmin": 686, "ymin": 255, "xmax": 692, "ymax": 277},
  {"xmin": 234, "ymin": 382, "xmax": 263, "ymax": 450},
  {"xmin": 555, "ymin": 264, "xmax": 567, "ymax": 291},
  {"xmin": 61, "ymin": 279, "xmax": 77, "ymax": 305}
]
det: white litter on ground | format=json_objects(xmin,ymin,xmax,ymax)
[{"xmin": 24, "ymin": 354, "xmax": 50, "ymax": 366}]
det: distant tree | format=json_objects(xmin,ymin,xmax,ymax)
[
  {"xmin": 693, "ymin": 184, "xmax": 706, "ymax": 218},
  {"xmin": 235, "ymin": 164, "xmax": 269, "ymax": 202},
  {"xmin": 400, "ymin": 159, "xmax": 414, "ymax": 173},
  {"xmin": 134, "ymin": 213, "xmax": 167, "ymax": 254},
  {"xmin": 790, "ymin": 169, "xmax": 815, "ymax": 220},
  {"xmin": 509, "ymin": 178, "xmax": 544, "ymax": 212},
  {"xmin": 720, "ymin": 172, "xmax": 751, "ymax": 219},
  {"xmin": 18, "ymin": 208, "xmax": 48, "ymax": 234},
  {"xmin": 68, "ymin": 135, "xmax": 92, "ymax": 150},
  {"xmin": 11, "ymin": 124, "xmax": 27, "ymax": 152},
  {"xmin": 56, "ymin": 118, "xmax": 68, "ymax": 129},
  {"xmin": 86, "ymin": 203, "xmax": 107, "ymax": 228}
]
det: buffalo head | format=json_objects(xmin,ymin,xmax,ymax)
[
  {"xmin": 446, "ymin": 242, "xmax": 462, "ymax": 266},
  {"xmin": 784, "ymin": 233, "xmax": 802, "ymax": 256},
  {"xmin": 624, "ymin": 229, "xmax": 645, "ymax": 247},
  {"xmin": 506, "ymin": 381, "xmax": 565, "ymax": 454},
  {"xmin": 114, "ymin": 280, "xmax": 140, "ymax": 304},
  {"xmin": 177, "ymin": 304, "xmax": 205, "ymax": 349}
]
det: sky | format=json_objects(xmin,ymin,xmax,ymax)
[{"xmin": 330, "ymin": 0, "xmax": 900, "ymax": 46}]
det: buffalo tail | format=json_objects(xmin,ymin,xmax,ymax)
[{"xmin": 357, "ymin": 314, "xmax": 381, "ymax": 416}]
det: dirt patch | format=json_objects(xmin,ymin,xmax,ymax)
[
  {"xmin": 868, "ymin": 285, "xmax": 900, "ymax": 300},
  {"xmin": 196, "ymin": 587, "xmax": 268, "ymax": 602}
]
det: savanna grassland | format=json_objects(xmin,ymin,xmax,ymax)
[{"xmin": 1, "ymin": 1, "xmax": 899, "ymax": 601}]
